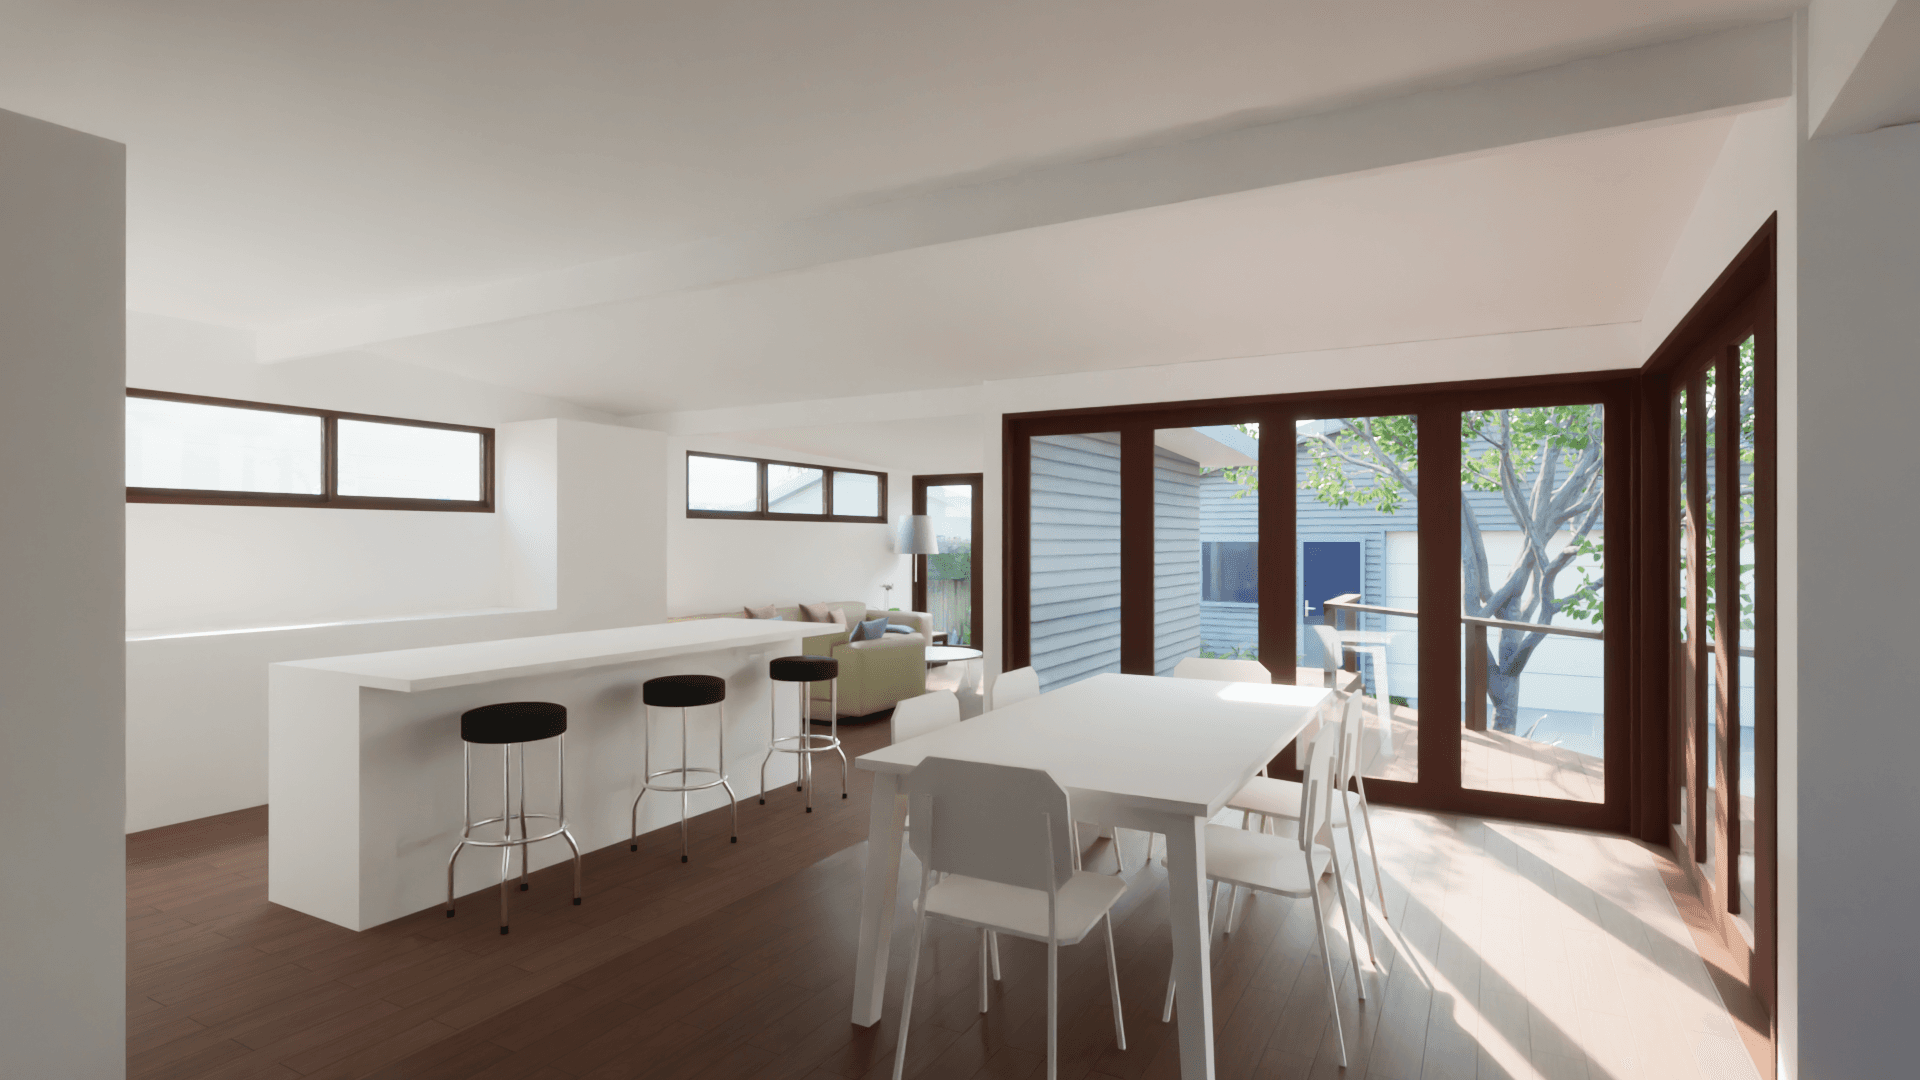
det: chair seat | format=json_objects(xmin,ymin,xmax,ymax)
[
  {"xmin": 1226, "ymin": 775, "xmax": 1304, "ymax": 819},
  {"xmin": 770, "ymin": 654, "xmax": 839, "ymax": 682},
  {"xmin": 643, "ymin": 674, "xmax": 726, "ymax": 708},
  {"xmin": 1200, "ymin": 823, "xmax": 1333, "ymax": 898},
  {"xmin": 461, "ymin": 701, "xmax": 567, "ymax": 744},
  {"xmin": 923, "ymin": 869, "xmax": 1127, "ymax": 946}
]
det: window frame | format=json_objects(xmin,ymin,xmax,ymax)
[
  {"xmin": 684, "ymin": 451, "xmax": 887, "ymax": 523},
  {"xmin": 124, "ymin": 388, "xmax": 495, "ymax": 512}
]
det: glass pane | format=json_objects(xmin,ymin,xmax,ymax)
[
  {"xmin": 1676, "ymin": 386, "xmax": 1691, "ymax": 842},
  {"xmin": 1297, "ymin": 415, "xmax": 1418, "ymax": 783},
  {"xmin": 336, "ymin": 420, "xmax": 482, "ymax": 501},
  {"xmin": 1461, "ymin": 406, "xmax": 1605, "ymax": 803},
  {"xmin": 126, "ymin": 396, "xmax": 323, "ymax": 495},
  {"xmin": 925, "ymin": 484, "xmax": 974, "ymax": 646},
  {"xmin": 1704, "ymin": 366, "xmax": 1719, "ymax": 878},
  {"xmin": 767, "ymin": 464, "xmax": 824, "ymax": 514},
  {"xmin": 1155, "ymin": 425, "xmax": 1259, "ymax": 676},
  {"xmin": 1030, "ymin": 433, "xmax": 1121, "ymax": 693},
  {"xmin": 832, "ymin": 471, "xmax": 880, "ymax": 517},
  {"xmin": 1736, "ymin": 337, "xmax": 1758, "ymax": 939},
  {"xmin": 688, "ymin": 455, "xmax": 758, "ymax": 512}
]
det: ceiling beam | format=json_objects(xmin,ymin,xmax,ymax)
[
  {"xmin": 1811, "ymin": 0, "xmax": 1920, "ymax": 136},
  {"xmin": 259, "ymin": 19, "xmax": 1792, "ymax": 364}
]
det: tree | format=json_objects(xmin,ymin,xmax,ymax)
[{"xmin": 1224, "ymin": 408, "xmax": 1606, "ymax": 733}]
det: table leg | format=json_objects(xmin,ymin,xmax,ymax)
[
  {"xmin": 852, "ymin": 770, "xmax": 908, "ymax": 1026},
  {"xmin": 1162, "ymin": 814, "xmax": 1215, "ymax": 1080}
]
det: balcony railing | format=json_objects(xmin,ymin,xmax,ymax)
[
  {"xmin": 1323, "ymin": 593, "xmax": 1600, "ymax": 732},
  {"xmin": 1323, "ymin": 593, "xmax": 1752, "ymax": 733}
]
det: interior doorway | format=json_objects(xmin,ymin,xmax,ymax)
[{"xmin": 911, "ymin": 474, "xmax": 982, "ymax": 647}]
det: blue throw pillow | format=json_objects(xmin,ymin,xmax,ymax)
[
  {"xmin": 851, "ymin": 616, "xmax": 889, "ymax": 642},
  {"xmin": 885, "ymin": 624, "xmax": 914, "ymax": 634}
]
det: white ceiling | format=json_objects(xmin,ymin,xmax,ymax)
[
  {"xmin": 1, "ymin": 0, "xmax": 1786, "ymax": 329},
  {"xmin": 371, "ymin": 115, "xmax": 1735, "ymax": 416}
]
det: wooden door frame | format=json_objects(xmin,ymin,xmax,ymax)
[
  {"xmin": 910, "ymin": 474, "xmax": 983, "ymax": 647},
  {"xmin": 1003, "ymin": 374, "xmax": 1634, "ymax": 834},
  {"xmin": 1637, "ymin": 215, "xmax": 1778, "ymax": 1029}
]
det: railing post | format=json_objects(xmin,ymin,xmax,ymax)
[{"xmin": 1464, "ymin": 621, "xmax": 1488, "ymax": 732}]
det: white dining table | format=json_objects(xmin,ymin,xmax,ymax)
[{"xmin": 849, "ymin": 671, "xmax": 1332, "ymax": 1080}]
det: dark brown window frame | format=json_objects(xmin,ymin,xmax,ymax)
[
  {"xmin": 1003, "ymin": 373, "xmax": 1632, "ymax": 835},
  {"xmin": 684, "ymin": 451, "xmax": 887, "ymax": 523},
  {"xmin": 912, "ymin": 473, "xmax": 984, "ymax": 646},
  {"xmin": 125, "ymin": 388, "xmax": 495, "ymax": 512}
]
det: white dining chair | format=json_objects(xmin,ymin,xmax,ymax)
[
  {"xmin": 1160, "ymin": 722, "xmax": 1364, "ymax": 1067},
  {"xmin": 988, "ymin": 666, "xmax": 1041, "ymax": 710},
  {"xmin": 1169, "ymin": 656, "xmax": 1272, "ymax": 684},
  {"xmin": 1113, "ymin": 655, "xmax": 1276, "ymax": 876},
  {"xmin": 1226, "ymin": 690, "xmax": 1388, "ymax": 959},
  {"xmin": 892, "ymin": 757, "xmax": 1128, "ymax": 1080},
  {"xmin": 890, "ymin": 689, "xmax": 1005, "ymax": 978},
  {"xmin": 890, "ymin": 690, "xmax": 961, "ymax": 743}
]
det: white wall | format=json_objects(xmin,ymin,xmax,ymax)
[
  {"xmin": 0, "ymin": 107, "xmax": 126, "ymax": 1077},
  {"xmin": 126, "ymin": 313, "xmax": 620, "ymax": 633},
  {"xmin": 126, "ymin": 417, "xmax": 668, "ymax": 831},
  {"xmin": 1795, "ymin": 117, "xmax": 1919, "ymax": 1080},
  {"xmin": 665, "ymin": 435, "xmax": 911, "ymax": 617}
]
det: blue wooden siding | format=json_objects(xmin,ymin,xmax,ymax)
[
  {"xmin": 1154, "ymin": 446, "xmax": 1202, "ymax": 675},
  {"xmin": 1029, "ymin": 433, "xmax": 1122, "ymax": 692}
]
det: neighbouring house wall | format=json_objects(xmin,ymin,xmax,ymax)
[
  {"xmin": 664, "ymin": 435, "xmax": 910, "ymax": 617},
  {"xmin": 1028, "ymin": 433, "xmax": 1122, "ymax": 691},
  {"xmin": 0, "ymin": 107, "xmax": 126, "ymax": 1078},
  {"xmin": 1154, "ymin": 446, "xmax": 1202, "ymax": 675},
  {"xmin": 1794, "ymin": 118, "xmax": 1917, "ymax": 1080},
  {"xmin": 125, "ymin": 417, "xmax": 668, "ymax": 831}
]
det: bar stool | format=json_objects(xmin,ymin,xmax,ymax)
[
  {"xmin": 631, "ymin": 674, "xmax": 737, "ymax": 863},
  {"xmin": 760, "ymin": 655, "xmax": 848, "ymax": 812},
  {"xmin": 444, "ymin": 701, "xmax": 583, "ymax": 935}
]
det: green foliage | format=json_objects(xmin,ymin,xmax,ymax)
[{"xmin": 928, "ymin": 539, "xmax": 972, "ymax": 582}]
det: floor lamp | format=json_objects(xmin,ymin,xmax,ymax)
[{"xmin": 897, "ymin": 514, "xmax": 938, "ymax": 618}]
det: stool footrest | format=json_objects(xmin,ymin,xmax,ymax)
[{"xmin": 641, "ymin": 766, "xmax": 732, "ymax": 794}]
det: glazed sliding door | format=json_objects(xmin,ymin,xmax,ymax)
[{"xmin": 1668, "ymin": 312, "xmax": 1774, "ymax": 1010}]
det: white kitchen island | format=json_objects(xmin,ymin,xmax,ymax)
[{"xmin": 267, "ymin": 618, "xmax": 815, "ymax": 930}]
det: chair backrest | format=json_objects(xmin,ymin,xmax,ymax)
[
  {"xmin": 1332, "ymin": 690, "xmax": 1365, "ymax": 790},
  {"xmin": 1295, "ymin": 721, "xmax": 1341, "ymax": 852},
  {"xmin": 906, "ymin": 757, "xmax": 1075, "ymax": 892},
  {"xmin": 1308, "ymin": 623, "xmax": 1346, "ymax": 677},
  {"xmin": 1170, "ymin": 657, "xmax": 1272, "ymax": 684},
  {"xmin": 990, "ymin": 666, "xmax": 1041, "ymax": 710},
  {"xmin": 891, "ymin": 690, "xmax": 961, "ymax": 744}
]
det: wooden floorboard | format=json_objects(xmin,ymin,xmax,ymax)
[{"xmin": 129, "ymin": 713, "xmax": 1759, "ymax": 1080}]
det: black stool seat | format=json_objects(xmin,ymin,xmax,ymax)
[
  {"xmin": 461, "ymin": 701, "xmax": 567, "ymax": 745},
  {"xmin": 644, "ymin": 673, "xmax": 727, "ymax": 708},
  {"xmin": 770, "ymin": 655, "xmax": 839, "ymax": 682}
]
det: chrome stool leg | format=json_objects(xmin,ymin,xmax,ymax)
[
  {"xmin": 631, "ymin": 693, "xmax": 733, "ymax": 862},
  {"xmin": 446, "ymin": 705, "xmax": 581, "ymax": 935}
]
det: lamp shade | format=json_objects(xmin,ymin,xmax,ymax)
[{"xmin": 896, "ymin": 514, "xmax": 939, "ymax": 555}]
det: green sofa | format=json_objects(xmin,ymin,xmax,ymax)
[{"xmin": 681, "ymin": 601, "xmax": 931, "ymax": 718}]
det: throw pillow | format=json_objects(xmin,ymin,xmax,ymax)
[
  {"xmin": 799, "ymin": 601, "xmax": 836, "ymax": 623},
  {"xmin": 743, "ymin": 603, "xmax": 779, "ymax": 619},
  {"xmin": 884, "ymin": 624, "xmax": 914, "ymax": 634},
  {"xmin": 851, "ymin": 616, "xmax": 890, "ymax": 642}
]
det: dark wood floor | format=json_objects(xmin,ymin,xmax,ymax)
[{"xmin": 130, "ymin": 716, "xmax": 1758, "ymax": 1080}]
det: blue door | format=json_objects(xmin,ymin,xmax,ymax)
[
  {"xmin": 1302, "ymin": 541, "xmax": 1361, "ymax": 618},
  {"xmin": 1302, "ymin": 541, "xmax": 1361, "ymax": 668}
]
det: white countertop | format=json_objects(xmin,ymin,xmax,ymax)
[{"xmin": 273, "ymin": 618, "xmax": 814, "ymax": 692}]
